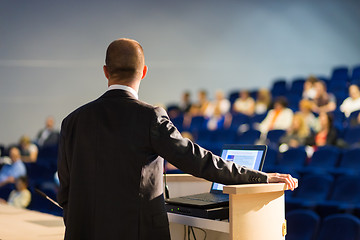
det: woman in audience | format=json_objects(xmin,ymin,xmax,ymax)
[
  {"xmin": 206, "ymin": 90, "xmax": 231, "ymax": 130},
  {"xmin": 279, "ymin": 113, "xmax": 310, "ymax": 150},
  {"xmin": 299, "ymin": 99, "xmax": 320, "ymax": 132},
  {"xmin": 18, "ymin": 135, "xmax": 38, "ymax": 163},
  {"xmin": 258, "ymin": 96, "xmax": 293, "ymax": 136},
  {"xmin": 232, "ymin": 90, "xmax": 255, "ymax": 116},
  {"xmin": 340, "ymin": 84, "xmax": 360, "ymax": 117},
  {"xmin": 311, "ymin": 80, "xmax": 336, "ymax": 113},
  {"xmin": 254, "ymin": 88, "xmax": 271, "ymax": 115},
  {"xmin": 305, "ymin": 112, "xmax": 338, "ymax": 147}
]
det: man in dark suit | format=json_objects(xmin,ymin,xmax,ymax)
[{"xmin": 57, "ymin": 38, "xmax": 296, "ymax": 240}]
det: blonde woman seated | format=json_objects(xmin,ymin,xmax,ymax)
[{"xmin": 279, "ymin": 113, "xmax": 310, "ymax": 152}]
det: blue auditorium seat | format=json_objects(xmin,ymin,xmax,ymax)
[
  {"xmin": 228, "ymin": 90, "xmax": 240, "ymax": 106},
  {"xmin": 286, "ymin": 209, "xmax": 320, "ymax": 240},
  {"xmin": 351, "ymin": 65, "xmax": 360, "ymax": 83},
  {"xmin": 286, "ymin": 173, "xmax": 334, "ymax": 210},
  {"xmin": 271, "ymin": 79, "xmax": 288, "ymax": 98},
  {"xmin": 229, "ymin": 113, "xmax": 249, "ymax": 131},
  {"xmin": 333, "ymin": 148, "xmax": 360, "ymax": 175},
  {"xmin": 317, "ymin": 174, "xmax": 360, "ymax": 217},
  {"xmin": 302, "ymin": 146, "xmax": 341, "ymax": 173},
  {"xmin": 276, "ymin": 147, "xmax": 307, "ymax": 174},
  {"xmin": 266, "ymin": 129, "xmax": 286, "ymax": 148},
  {"xmin": 317, "ymin": 214, "xmax": 360, "ymax": 240},
  {"xmin": 171, "ymin": 114, "xmax": 184, "ymax": 132},
  {"xmin": 262, "ymin": 147, "xmax": 278, "ymax": 173},
  {"xmin": 343, "ymin": 126, "xmax": 360, "ymax": 147},
  {"xmin": 289, "ymin": 78, "xmax": 305, "ymax": 97},
  {"xmin": 234, "ymin": 129, "xmax": 261, "ymax": 145},
  {"xmin": 330, "ymin": 66, "xmax": 349, "ymax": 82}
]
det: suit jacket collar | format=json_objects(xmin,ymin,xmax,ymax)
[{"xmin": 100, "ymin": 89, "xmax": 138, "ymax": 101}]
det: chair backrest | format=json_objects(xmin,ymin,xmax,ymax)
[
  {"xmin": 317, "ymin": 214, "xmax": 360, "ymax": 240},
  {"xmin": 230, "ymin": 113, "xmax": 249, "ymax": 130},
  {"xmin": 293, "ymin": 173, "xmax": 334, "ymax": 202},
  {"xmin": 339, "ymin": 148, "xmax": 360, "ymax": 170},
  {"xmin": 235, "ymin": 129, "xmax": 261, "ymax": 145},
  {"xmin": 331, "ymin": 66, "xmax": 349, "ymax": 82},
  {"xmin": 266, "ymin": 129, "xmax": 286, "ymax": 145},
  {"xmin": 278, "ymin": 147, "xmax": 307, "ymax": 168},
  {"xmin": 289, "ymin": 78, "xmax": 305, "ymax": 96},
  {"xmin": 343, "ymin": 126, "xmax": 360, "ymax": 146},
  {"xmin": 308, "ymin": 146, "xmax": 341, "ymax": 169},
  {"xmin": 286, "ymin": 209, "xmax": 320, "ymax": 240},
  {"xmin": 329, "ymin": 175, "xmax": 360, "ymax": 204},
  {"xmin": 271, "ymin": 79, "xmax": 288, "ymax": 97}
]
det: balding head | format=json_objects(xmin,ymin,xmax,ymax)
[{"xmin": 104, "ymin": 38, "xmax": 146, "ymax": 85}]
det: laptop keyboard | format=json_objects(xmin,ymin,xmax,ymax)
[{"xmin": 181, "ymin": 193, "xmax": 229, "ymax": 203}]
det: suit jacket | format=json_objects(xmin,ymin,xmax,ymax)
[{"xmin": 57, "ymin": 89, "xmax": 268, "ymax": 240}]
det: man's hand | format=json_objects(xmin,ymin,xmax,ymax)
[{"xmin": 267, "ymin": 173, "xmax": 298, "ymax": 191}]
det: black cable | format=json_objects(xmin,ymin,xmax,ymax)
[
  {"xmin": 163, "ymin": 162, "xmax": 170, "ymax": 199},
  {"xmin": 190, "ymin": 226, "xmax": 197, "ymax": 240},
  {"xmin": 192, "ymin": 227, "xmax": 207, "ymax": 240}
]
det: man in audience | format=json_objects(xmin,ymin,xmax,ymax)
[
  {"xmin": 311, "ymin": 80, "xmax": 336, "ymax": 113},
  {"xmin": 0, "ymin": 176, "xmax": 31, "ymax": 208},
  {"xmin": 57, "ymin": 38, "xmax": 297, "ymax": 240},
  {"xmin": 0, "ymin": 147, "xmax": 26, "ymax": 187},
  {"xmin": 340, "ymin": 84, "xmax": 360, "ymax": 117},
  {"xmin": 35, "ymin": 116, "xmax": 60, "ymax": 147}
]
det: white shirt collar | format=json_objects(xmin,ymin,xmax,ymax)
[{"xmin": 107, "ymin": 84, "xmax": 138, "ymax": 99}]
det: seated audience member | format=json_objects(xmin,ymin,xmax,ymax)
[
  {"xmin": 299, "ymin": 99, "xmax": 320, "ymax": 132},
  {"xmin": 189, "ymin": 89, "xmax": 211, "ymax": 116},
  {"xmin": 232, "ymin": 90, "xmax": 255, "ymax": 116},
  {"xmin": 0, "ymin": 176, "xmax": 31, "ymax": 208},
  {"xmin": 206, "ymin": 90, "xmax": 231, "ymax": 130},
  {"xmin": 258, "ymin": 97, "xmax": 293, "ymax": 135},
  {"xmin": 254, "ymin": 88, "xmax": 272, "ymax": 115},
  {"xmin": 0, "ymin": 147, "xmax": 26, "ymax": 187},
  {"xmin": 305, "ymin": 112, "xmax": 338, "ymax": 147},
  {"xmin": 18, "ymin": 135, "xmax": 38, "ymax": 163},
  {"xmin": 340, "ymin": 84, "xmax": 360, "ymax": 117},
  {"xmin": 279, "ymin": 113, "xmax": 310, "ymax": 151},
  {"xmin": 179, "ymin": 91, "xmax": 193, "ymax": 114},
  {"xmin": 302, "ymin": 75, "xmax": 318, "ymax": 100},
  {"xmin": 35, "ymin": 116, "xmax": 60, "ymax": 147},
  {"xmin": 311, "ymin": 80, "xmax": 336, "ymax": 113}
]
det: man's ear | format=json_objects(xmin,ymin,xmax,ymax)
[
  {"xmin": 141, "ymin": 65, "xmax": 148, "ymax": 80},
  {"xmin": 103, "ymin": 65, "xmax": 110, "ymax": 80}
]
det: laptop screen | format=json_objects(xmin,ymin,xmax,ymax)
[{"xmin": 211, "ymin": 145, "xmax": 267, "ymax": 192}]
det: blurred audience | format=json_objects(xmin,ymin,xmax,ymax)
[
  {"xmin": 258, "ymin": 97, "xmax": 293, "ymax": 135},
  {"xmin": 179, "ymin": 91, "xmax": 193, "ymax": 114},
  {"xmin": 35, "ymin": 116, "xmax": 60, "ymax": 147},
  {"xmin": 232, "ymin": 90, "xmax": 255, "ymax": 116},
  {"xmin": 0, "ymin": 176, "xmax": 31, "ymax": 208},
  {"xmin": 340, "ymin": 84, "xmax": 360, "ymax": 117},
  {"xmin": 302, "ymin": 76, "xmax": 318, "ymax": 100},
  {"xmin": 311, "ymin": 80, "xmax": 336, "ymax": 113},
  {"xmin": 305, "ymin": 112, "xmax": 338, "ymax": 147},
  {"xmin": 0, "ymin": 147, "xmax": 26, "ymax": 187},
  {"xmin": 254, "ymin": 88, "xmax": 271, "ymax": 115},
  {"xmin": 299, "ymin": 99, "xmax": 320, "ymax": 132},
  {"xmin": 189, "ymin": 90, "xmax": 211, "ymax": 116},
  {"xmin": 18, "ymin": 135, "xmax": 38, "ymax": 163},
  {"xmin": 279, "ymin": 113, "xmax": 310, "ymax": 150}
]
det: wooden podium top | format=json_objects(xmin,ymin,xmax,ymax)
[{"xmin": 223, "ymin": 183, "xmax": 288, "ymax": 195}]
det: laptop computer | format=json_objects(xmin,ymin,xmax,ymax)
[{"xmin": 165, "ymin": 144, "xmax": 267, "ymax": 219}]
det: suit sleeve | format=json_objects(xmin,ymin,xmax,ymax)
[
  {"xmin": 150, "ymin": 107, "xmax": 268, "ymax": 185},
  {"xmin": 57, "ymin": 119, "xmax": 70, "ymax": 225}
]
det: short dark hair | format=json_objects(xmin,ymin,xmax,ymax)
[{"xmin": 18, "ymin": 176, "xmax": 28, "ymax": 187}]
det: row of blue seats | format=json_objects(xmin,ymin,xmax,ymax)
[
  {"xmin": 286, "ymin": 210, "xmax": 360, "ymax": 240},
  {"xmin": 264, "ymin": 145, "xmax": 360, "ymax": 176}
]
